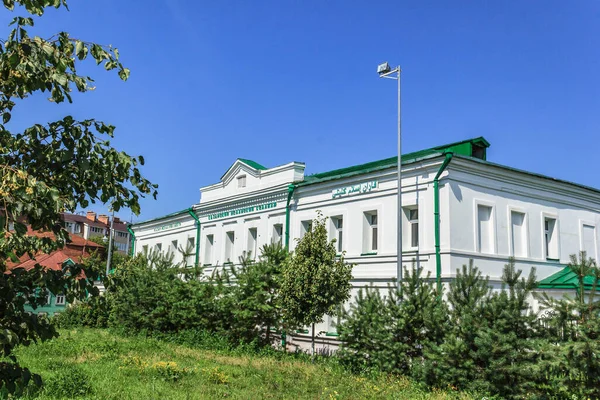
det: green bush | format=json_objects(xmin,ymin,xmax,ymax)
[
  {"xmin": 337, "ymin": 264, "xmax": 447, "ymax": 377},
  {"xmin": 43, "ymin": 364, "xmax": 93, "ymax": 398},
  {"xmin": 53, "ymin": 295, "xmax": 110, "ymax": 329}
]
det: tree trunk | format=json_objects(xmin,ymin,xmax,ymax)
[{"xmin": 311, "ymin": 323, "xmax": 315, "ymax": 362}]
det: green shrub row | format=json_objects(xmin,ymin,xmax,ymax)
[{"xmin": 337, "ymin": 254, "xmax": 600, "ymax": 399}]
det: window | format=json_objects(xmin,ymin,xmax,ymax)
[
  {"xmin": 331, "ymin": 216, "xmax": 343, "ymax": 253},
  {"xmin": 510, "ymin": 211, "xmax": 527, "ymax": 257},
  {"xmin": 544, "ymin": 217, "xmax": 559, "ymax": 260},
  {"xmin": 225, "ymin": 231, "xmax": 235, "ymax": 263},
  {"xmin": 155, "ymin": 243, "xmax": 162, "ymax": 253},
  {"xmin": 582, "ymin": 224, "xmax": 596, "ymax": 261},
  {"xmin": 142, "ymin": 245, "xmax": 148, "ymax": 254},
  {"xmin": 90, "ymin": 226, "xmax": 103, "ymax": 234},
  {"xmin": 170, "ymin": 240, "xmax": 178, "ymax": 254},
  {"xmin": 247, "ymin": 228, "xmax": 258, "ymax": 259},
  {"xmin": 115, "ymin": 242, "xmax": 128, "ymax": 252},
  {"xmin": 73, "ymin": 223, "xmax": 81, "ymax": 233},
  {"xmin": 477, "ymin": 205, "xmax": 494, "ymax": 254},
  {"xmin": 237, "ymin": 175, "xmax": 247, "ymax": 188},
  {"xmin": 117, "ymin": 231, "xmax": 128, "ymax": 238},
  {"xmin": 204, "ymin": 235, "xmax": 213, "ymax": 265},
  {"xmin": 272, "ymin": 224, "xmax": 283, "ymax": 245},
  {"xmin": 65, "ymin": 222, "xmax": 74, "ymax": 232},
  {"xmin": 187, "ymin": 237, "xmax": 195, "ymax": 253},
  {"xmin": 55, "ymin": 294, "xmax": 66, "ymax": 305},
  {"xmin": 301, "ymin": 220, "xmax": 312, "ymax": 238},
  {"xmin": 405, "ymin": 208, "xmax": 419, "ymax": 248},
  {"xmin": 363, "ymin": 211, "xmax": 378, "ymax": 253}
]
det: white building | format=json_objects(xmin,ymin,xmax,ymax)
[{"xmin": 130, "ymin": 137, "xmax": 600, "ymax": 346}]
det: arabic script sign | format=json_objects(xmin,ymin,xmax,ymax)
[{"xmin": 332, "ymin": 180, "xmax": 378, "ymax": 199}]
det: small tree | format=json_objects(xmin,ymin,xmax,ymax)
[
  {"xmin": 226, "ymin": 243, "xmax": 288, "ymax": 344},
  {"xmin": 280, "ymin": 212, "xmax": 353, "ymax": 359},
  {"xmin": 338, "ymin": 264, "xmax": 448, "ymax": 377}
]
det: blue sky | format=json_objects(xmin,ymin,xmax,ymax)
[{"xmin": 6, "ymin": 1, "xmax": 600, "ymax": 221}]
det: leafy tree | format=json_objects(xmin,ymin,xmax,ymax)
[
  {"xmin": 338, "ymin": 264, "xmax": 448, "ymax": 377},
  {"xmin": 280, "ymin": 212, "xmax": 353, "ymax": 359},
  {"xmin": 0, "ymin": 0, "xmax": 156, "ymax": 393}
]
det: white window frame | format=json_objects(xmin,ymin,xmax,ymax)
[
  {"xmin": 225, "ymin": 231, "xmax": 235, "ymax": 263},
  {"xmin": 272, "ymin": 224, "xmax": 283, "ymax": 245},
  {"xmin": 542, "ymin": 213, "xmax": 560, "ymax": 261},
  {"xmin": 300, "ymin": 220, "xmax": 312, "ymax": 239},
  {"xmin": 403, "ymin": 206, "xmax": 419, "ymax": 250},
  {"xmin": 580, "ymin": 220, "xmax": 597, "ymax": 262},
  {"xmin": 237, "ymin": 175, "xmax": 247, "ymax": 188},
  {"xmin": 508, "ymin": 207, "xmax": 529, "ymax": 258},
  {"xmin": 362, "ymin": 210, "xmax": 379, "ymax": 254},
  {"xmin": 247, "ymin": 227, "xmax": 258, "ymax": 260},
  {"xmin": 55, "ymin": 294, "xmax": 66, "ymax": 305},
  {"xmin": 474, "ymin": 200, "xmax": 496, "ymax": 254},
  {"xmin": 204, "ymin": 234, "xmax": 214, "ymax": 265},
  {"xmin": 330, "ymin": 215, "xmax": 344, "ymax": 253}
]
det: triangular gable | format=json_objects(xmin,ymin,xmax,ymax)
[{"xmin": 220, "ymin": 158, "xmax": 267, "ymax": 183}]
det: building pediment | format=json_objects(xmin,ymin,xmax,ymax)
[{"xmin": 220, "ymin": 159, "xmax": 266, "ymax": 187}]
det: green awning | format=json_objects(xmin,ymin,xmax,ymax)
[{"xmin": 537, "ymin": 266, "xmax": 597, "ymax": 291}]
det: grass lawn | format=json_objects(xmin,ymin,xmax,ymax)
[{"xmin": 13, "ymin": 328, "xmax": 472, "ymax": 399}]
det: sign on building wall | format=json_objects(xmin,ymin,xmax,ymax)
[
  {"xmin": 332, "ymin": 180, "xmax": 378, "ymax": 199},
  {"xmin": 206, "ymin": 201, "xmax": 278, "ymax": 221},
  {"xmin": 154, "ymin": 222, "xmax": 182, "ymax": 232}
]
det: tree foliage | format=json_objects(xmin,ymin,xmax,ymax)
[
  {"xmin": 0, "ymin": 0, "xmax": 156, "ymax": 393},
  {"xmin": 337, "ymin": 264, "xmax": 448, "ymax": 376},
  {"xmin": 280, "ymin": 212, "xmax": 353, "ymax": 356}
]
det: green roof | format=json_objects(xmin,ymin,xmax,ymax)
[
  {"xmin": 299, "ymin": 137, "xmax": 490, "ymax": 186},
  {"xmin": 131, "ymin": 208, "xmax": 192, "ymax": 228},
  {"xmin": 537, "ymin": 266, "xmax": 598, "ymax": 291},
  {"xmin": 238, "ymin": 158, "xmax": 267, "ymax": 170}
]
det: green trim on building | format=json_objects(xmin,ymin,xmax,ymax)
[
  {"xmin": 133, "ymin": 208, "xmax": 192, "ymax": 226},
  {"xmin": 238, "ymin": 158, "xmax": 267, "ymax": 170},
  {"xmin": 298, "ymin": 137, "xmax": 489, "ymax": 187},
  {"xmin": 537, "ymin": 266, "xmax": 597, "ymax": 291}
]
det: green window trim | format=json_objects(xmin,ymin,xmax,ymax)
[
  {"xmin": 360, "ymin": 252, "xmax": 378, "ymax": 256},
  {"xmin": 546, "ymin": 258, "xmax": 560, "ymax": 262},
  {"xmin": 325, "ymin": 332, "xmax": 339, "ymax": 337},
  {"xmin": 295, "ymin": 329, "xmax": 309, "ymax": 334}
]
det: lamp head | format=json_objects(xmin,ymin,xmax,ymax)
[{"xmin": 377, "ymin": 62, "xmax": 391, "ymax": 75}]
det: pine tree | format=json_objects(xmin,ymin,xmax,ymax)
[{"xmin": 337, "ymin": 264, "xmax": 448, "ymax": 376}]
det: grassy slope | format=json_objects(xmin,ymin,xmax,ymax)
[{"xmin": 14, "ymin": 329, "xmax": 471, "ymax": 400}]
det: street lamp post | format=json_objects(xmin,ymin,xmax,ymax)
[
  {"xmin": 377, "ymin": 62, "xmax": 402, "ymax": 289},
  {"xmin": 105, "ymin": 210, "xmax": 115, "ymax": 276}
]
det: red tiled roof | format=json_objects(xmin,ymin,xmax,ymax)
[{"xmin": 5, "ymin": 227, "xmax": 104, "ymax": 272}]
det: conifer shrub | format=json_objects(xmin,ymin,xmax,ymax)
[{"xmin": 337, "ymin": 264, "xmax": 448, "ymax": 377}]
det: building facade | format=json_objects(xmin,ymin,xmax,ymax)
[
  {"xmin": 130, "ymin": 137, "xmax": 600, "ymax": 344},
  {"xmin": 62, "ymin": 211, "xmax": 131, "ymax": 254}
]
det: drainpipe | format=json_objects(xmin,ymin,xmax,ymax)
[
  {"xmin": 284, "ymin": 184, "xmax": 296, "ymax": 250},
  {"xmin": 434, "ymin": 152, "xmax": 453, "ymax": 295},
  {"xmin": 282, "ymin": 183, "xmax": 296, "ymax": 351},
  {"xmin": 187, "ymin": 208, "xmax": 201, "ymax": 267},
  {"xmin": 127, "ymin": 225, "xmax": 135, "ymax": 257}
]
